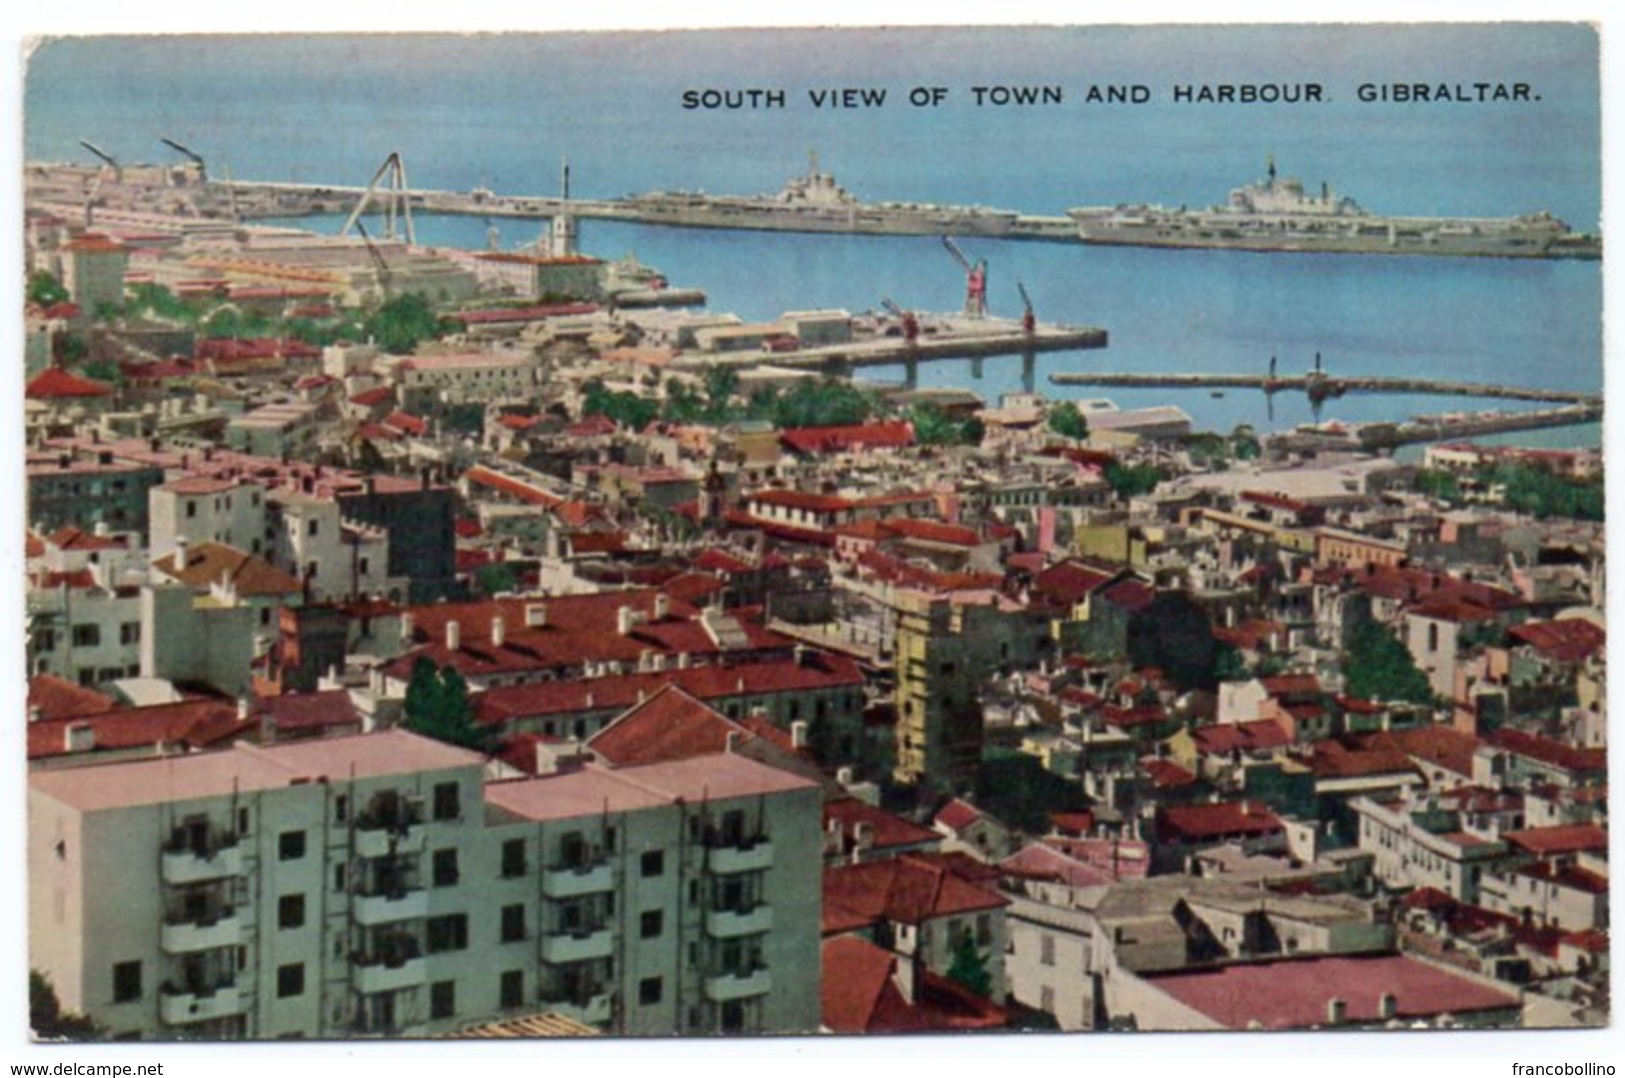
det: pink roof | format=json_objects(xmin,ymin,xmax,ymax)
[
  {"xmin": 824, "ymin": 798, "xmax": 940, "ymax": 851},
  {"xmin": 934, "ymin": 798, "xmax": 986, "ymax": 832},
  {"xmin": 1145, "ymin": 953, "xmax": 1520, "ymax": 1030},
  {"xmin": 823, "ymin": 854, "xmax": 1006, "ymax": 932},
  {"xmin": 1000, "ymin": 842, "xmax": 1115, "ymax": 888},
  {"xmin": 486, "ymin": 752, "xmax": 815, "ymax": 823}
]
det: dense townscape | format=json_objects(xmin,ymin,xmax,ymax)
[{"xmin": 22, "ymin": 152, "xmax": 1607, "ymax": 1041}]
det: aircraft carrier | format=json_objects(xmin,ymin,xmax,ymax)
[{"xmin": 1067, "ymin": 159, "xmax": 1600, "ymax": 260}]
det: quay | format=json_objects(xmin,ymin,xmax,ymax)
[
  {"xmin": 1278, "ymin": 403, "xmax": 1604, "ymax": 452},
  {"xmin": 1048, "ymin": 370, "xmax": 1600, "ymax": 407}
]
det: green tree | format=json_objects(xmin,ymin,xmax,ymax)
[
  {"xmin": 80, "ymin": 359, "xmax": 123, "ymax": 388},
  {"xmin": 475, "ymin": 562, "xmax": 520, "ymax": 596},
  {"xmin": 1213, "ymin": 642, "xmax": 1248, "ymax": 683},
  {"xmin": 26, "ymin": 271, "xmax": 69, "ymax": 308},
  {"xmin": 582, "ymin": 381, "xmax": 659, "ymax": 431},
  {"xmin": 127, "ymin": 282, "xmax": 190, "ymax": 321},
  {"xmin": 30, "ymin": 970, "xmax": 98, "ymax": 1040},
  {"xmin": 1343, "ymin": 621, "xmax": 1434, "ymax": 706},
  {"xmin": 403, "ymin": 659, "xmax": 488, "ymax": 751},
  {"xmin": 364, "ymin": 292, "xmax": 451, "ymax": 354},
  {"xmin": 1414, "ymin": 469, "xmax": 1461, "ymax": 503},
  {"xmin": 702, "ymin": 365, "xmax": 740, "ymax": 421},
  {"xmin": 1104, "ymin": 460, "xmax": 1162, "ymax": 500},
  {"xmin": 770, "ymin": 378, "xmax": 877, "ymax": 429},
  {"xmin": 1127, "ymin": 592, "xmax": 1220, "ymax": 693},
  {"xmin": 909, "ymin": 402, "xmax": 982, "ymax": 447},
  {"xmin": 1048, "ymin": 400, "xmax": 1090, "ymax": 440},
  {"xmin": 946, "ymin": 929, "xmax": 994, "ymax": 999},
  {"xmin": 1230, "ymin": 424, "xmax": 1262, "ymax": 461},
  {"xmin": 662, "ymin": 378, "xmax": 705, "ymax": 423}
]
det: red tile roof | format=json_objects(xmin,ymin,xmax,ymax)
[
  {"xmin": 1159, "ymin": 801, "xmax": 1284, "ymax": 843},
  {"xmin": 1310, "ymin": 739, "xmax": 1418, "ymax": 780},
  {"xmin": 26, "ymin": 368, "xmax": 113, "ymax": 399},
  {"xmin": 1192, "ymin": 719, "xmax": 1292, "ymax": 756},
  {"xmin": 464, "ymin": 466, "xmax": 563, "ymax": 507},
  {"xmin": 1487, "ymin": 728, "xmax": 1607, "ymax": 777},
  {"xmin": 1000, "ymin": 842, "xmax": 1115, "ymax": 888},
  {"xmin": 586, "ymin": 685, "xmax": 751, "ymax": 767},
  {"xmin": 27, "ymin": 675, "xmax": 117, "ymax": 721},
  {"xmin": 780, "ymin": 421, "xmax": 915, "ymax": 455},
  {"xmin": 1361, "ymin": 726, "xmax": 1481, "ymax": 779},
  {"xmin": 933, "ymin": 798, "xmax": 986, "ymax": 832},
  {"xmin": 27, "ymin": 700, "xmax": 253, "ymax": 760},
  {"xmin": 1503, "ymin": 824, "xmax": 1608, "ymax": 858},
  {"xmin": 821, "ymin": 936, "xmax": 1006, "ymax": 1033},
  {"xmin": 823, "ymin": 854, "xmax": 1007, "ymax": 932},
  {"xmin": 745, "ymin": 488, "xmax": 854, "ymax": 514},
  {"xmin": 153, "ymin": 541, "xmax": 301, "ymax": 596},
  {"xmin": 824, "ymin": 797, "xmax": 940, "ymax": 853},
  {"xmin": 887, "ymin": 518, "xmax": 982, "ymax": 548},
  {"xmin": 1508, "ymin": 618, "xmax": 1605, "ymax": 664},
  {"xmin": 1145, "ymin": 953, "xmax": 1520, "ymax": 1030}
]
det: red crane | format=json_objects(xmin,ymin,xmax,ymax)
[
  {"xmin": 1017, "ymin": 280, "xmax": 1036, "ymax": 335},
  {"xmin": 940, "ymin": 236, "xmax": 988, "ymax": 319},
  {"xmin": 880, "ymin": 297, "xmax": 920, "ymax": 343}
]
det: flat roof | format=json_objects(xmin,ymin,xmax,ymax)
[
  {"xmin": 30, "ymin": 730, "xmax": 485, "ymax": 813},
  {"xmin": 487, "ymin": 752, "xmax": 817, "ymax": 823}
]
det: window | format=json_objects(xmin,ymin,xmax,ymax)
[
  {"xmin": 430, "ymin": 981, "xmax": 455, "ymax": 1020},
  {"xmin": 433, "ymin": 782, "xmax": 460, "ymax": 822},
  {"xmin": 433, "ymin": 848, "xmax": 459, "ymax": 888},
  {"xmin": 501, "ymin": 904, "xmax": 525, "ymax": 943},
  {"xmin": 427, "ymin": 914, "xmax": 469, "ymax": 954},
  {"xmin": 119, "ymin": 622, "xmax": 141, "ymax": 646},
  {"xmin": 334, "ymin": 795, "xmax": 348, "ymax": 823},
  {"xmin": 277, "ymin": 963, "xmax": 305, "ymax": 999},
  {"xmin": 279, "ymin": 831, "xmax": 306, "ymax": 861},
  {"xmin": 976, "ymin": 914, "xmax": 992, "ymax": 946},
  {"xmin": 500, "ymin": 970, "xmax": 524, "ymax": 1009},
  {"xmin": 640, "ymin": 910, "xmax": 664, "ymax": 939},
  {"xmin": 638, "ymin": 977, "xmax": 663, "ymax": 1006},
  {"xmin": 333, "ymin": 864, "xmax": 347, "ymax": 893},
  {"xmin": 640, "ymin": 850, "xmax": 664, "ymax": 877},
  {"xmin": 278, "ymin": 894, "xmax": 305, "ymax": 930},
  {"xmin": 71, "ymin": 624, "xmax": 101, "ymax": 648},
  {"xmin": 501, "ymin": 839, "xmax": 526, "ymax": 878},
  {"xmin": 307, "ymin": 519, "xmax": 319, "ymax": 537},
  {"xmin": 1040, "ymin": 935, "xmax": 1056, "ymax": 967},
  {"xmin": 112, "ymin": 960, "xmax": 142, "ymax": 1003},
  {"xmin": 186, "ymin": 500, "xmax": 197, "ymax": 519}
]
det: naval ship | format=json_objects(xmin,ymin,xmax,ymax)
[
  {"xmin": 621, "ymin": 153, "xmax": 1022, "ymax": 238},
  {"xmin": 1067, "ymin": 159, "xmax": 1600, "ymax": 260}
]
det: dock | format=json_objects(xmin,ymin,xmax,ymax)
[{"xmin": 1048, "ymin": 370, "xmax": 1599, "ymax": 407}]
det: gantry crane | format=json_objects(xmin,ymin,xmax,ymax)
[
  {"xmin": 880, "ymin": 297, "xmax": 920, "ymax": 343},
  {"xmin": 940, "ymin": 236, "xmax": 987, "ymax": 318},
  {"xmin": 159, "ymin": 137, "xmax": 208, "ymax": 182},
  {"xmin": 1016, "ymin": 281, "xmax": 1037, "ymax": 335},
  {"xmin": 341, "ymin": 152, "xmax": 416, "ymax": 246}
]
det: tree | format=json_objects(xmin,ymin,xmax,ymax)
[
  {"xmin": 1104, "ymin": 460, "xmax": 1162, "ymax": 500},
  {"xmin": 26, "ymin": 271, "xmax": 69, "ymax": 308},
  {"xmin": 475, "ymin": 562, "xmax": 519, "ymax": 596},
  {"xmin": 1127, "ymin": 592, "xmax": 1220, "ymax": 693},
  {"xmin": 1048, "ymin": 400, "xmax": 1090, "ymax": 440},
  {"xmin": 1343, "ymin": 621, "xmax": 1434, "ymax": 705},
  {"xmin": 364, "ymin": 292, "xmax": 450, "ymax": 354},
  {"xmin": 946, "ymin": 928, "xmax": 994, "ymax": 999},
  {"xmin": 1213, "ymin": 642, "xmax": 1248, "ymax": 683},
  {"xmin": 30, "ymin": 970, "xmax": 98, "ymax": 1040},
  {"xmin": 702, "ymin": 365, "xmax": 739, "ymax": 422},
  {"xmin": 403, "ymin": 659, "xmax": 489, "ymax": 751},
  {"xmin": 909, "ymin": 402, "xmax": 982, "ymax": 447}
]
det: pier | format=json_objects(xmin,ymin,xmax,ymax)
[{"xmin": 1048, "ymin": 370, "xmax": 1599, "ymax": 407}]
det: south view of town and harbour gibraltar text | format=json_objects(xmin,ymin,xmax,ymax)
[{"xmin": 17, "ymin": 23, "xmax": 1606, "ymax": 1041}]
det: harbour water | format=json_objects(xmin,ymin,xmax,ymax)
[{"xmin": 26, "ymin": 26, "xmax": 1603, "ymax": 441}]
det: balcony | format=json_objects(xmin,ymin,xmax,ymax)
[
  {"xmin": 541, "ymin": 860, "xmax": 614, "ymax": 899},
  {"xmin": 545, "ymin": 992, "xmax": 613, "ymax": 1027},
  {"xmin": 706, "ymin": 839, "xmax": 773, "ymax": 875},
  {"xmin": 160, "ymin": 983, "xmax": 244, "ymax": 1025},
  {"xmin": 161, "ymin": 843, "xmax": 243, "ymax": 885},
  {"xmin": 352, "ymin": 889, "xmax": 428, "ymax": 925},
  {"xmin": 705, "ymin": 904, "xmax": 774, "ymax": 939},
  {"xmin": 161, "ymin": 912, "xmax": 243, "ymax": 953},
  {"xmin": 356, "ymin": 825, "xmax": 426, "ymax": 860},
  {"xmin": 540, "ymin": 926, "xmax": 614, "ymax": 965},
  {"xmin": 355, "ymin": 956, "xmax": 427, "ymax": 994},
  {"xmin": 704, "ymin": 966, "xmax": 772, "ymax": 1003}
]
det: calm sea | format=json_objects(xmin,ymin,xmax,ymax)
[{"xmin": 24, "ymin": 26, "xmax": 1603, "ymax": 439}]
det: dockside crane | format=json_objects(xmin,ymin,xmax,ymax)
[
  {"xmin": 159, "ymin": 137, "xmax": 207, "ymax": 182},
  {"xmin": 79, "ymin": 140, "xmax": 121, "ymax": 182},
  {"xmin": 341, "ymin": 152, "xmax": 416, "ymax": 246},
  {"xmin": 880, "ymin": 297, "xmax": 920, "ymax": 343},
  {"xmin": 940, "ymin": 236, "xmax": 988, "ymax": 318},
  {"xmin": 354, "ymin": 219, "xmax": 394, "ymax": 302},
  {"xmin": 1016, "ymin": 281, "xmax": 1037, "ymax": 335}
]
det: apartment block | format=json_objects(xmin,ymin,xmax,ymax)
[{"xmin": 29, "ymin": 729, "xmax": 821, "ymax": 1040}]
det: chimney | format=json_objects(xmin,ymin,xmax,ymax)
[
  {"xmin": 64, "ymin": 722, "xmax": 95, "ymax": 754},
  {"xmin": 400, "ymin": 612, "xmax": 415, "ymax": 643},
  {"xmin": 725, "ymin": 730, "xmax": 742, "ymax": 754},
  {"xmin": 237, "ymin": 696, "xmax": 251, "ymax": 721},
  {"xmin": 793, "ymin": 643, "xmax": 810, "ymax": 668},
  {"xmin": 677, "ymin": 652, "xmax": 691, "ymax": 670},
  {"xmin": 1326, "ymin": 998, "xmax": 1347, "ymax": 1026},
  {"xmin": 654, "ymin": 592, "xmax": 670, "ymax": 620},
  {"xmin": 173, "ymin": 535, "xmax": 189, "ymax": 568},
  {"xmin": 525, "ymin": 602, "xmax": 547, "ymax": 628},
  {"xmin": 617, "ymin": 605, "xmax": 636, "ymax": 635},
  {"xmin": 28, "ymin": 706, "xmax": 43, "ymax": 724},
  {"xmin": 836, "ymin": 766, "xmax": 854, "ymax": 787},
  {"xmin": 446, "ymin": 620, "xmax": 462, "ymax": 651},
  {"xmin": 492, "ymin": 616, "xmax": 506, "ymax": 648},
  {"xmin": 1378, "ymin": 993, "xmax": 1396, "ymax": 1020},
  {"xmin": 791, "ymin": 721, "xmax": 809, "ymax": 749}
]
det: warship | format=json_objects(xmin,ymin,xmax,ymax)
[
  {"xmin": 621, "ymin": 153, "xmax": 1022, "ymax": 238},
  {"xmin": 1067, "ymin": 158, "xmax": 1600, "ymax": 260}
]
